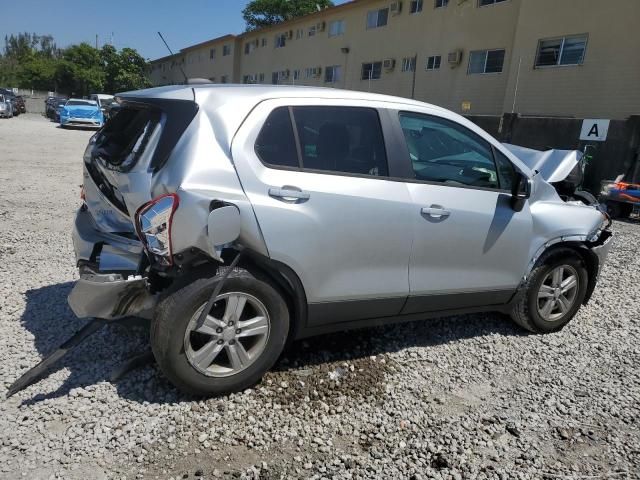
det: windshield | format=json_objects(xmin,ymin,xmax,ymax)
[{"xmin": 66, "ymin": 100, "xmax": 97, "ymax": 107}]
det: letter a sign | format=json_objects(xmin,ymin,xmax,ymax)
[{"xmin": 580, "ymin": 119, "xmax": 610, "ymax": 142}]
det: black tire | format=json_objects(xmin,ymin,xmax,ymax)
[
  {"xmin": 511, "ymin": 249, "xmax": 588, "ymax": 334},
  {"xmin": 151, "ymin": 272, "xmax": 289, "ymax": 396}
]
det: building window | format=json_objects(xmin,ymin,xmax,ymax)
[
  {"xmin": 361, "ymin": 62, "xmax": 382, "ymax": 80},
  {"xmin": 325, "ymin": 65, "xmax": 342, "ymax": 83},
  {"xmin": 426, "ymin": 55, "xmax": 441, "ymax": 70},
  {"xmin": 329, "ymin": 20, "xmax": 346, "ymax": 37},
  {"xmin": 209, "ymin": 48, "xmax": 216, "ymax": 60},
  {"xmin": 478, "ymin": 0, "xmax": 507, "ymax": 5},
  {"xmin": 401, "ymin": 57, "xmax": 416, "ymax": 72},
  {"xmin": 223, "ymin": 45, "xmax": 231, "ymax": 56},
  {"xmin": 468, "ymin": 49, "xmax": 505, "ymax": 74},
  {"xmin": 275, "ymin": 34, "xmax": 287, "ymax": 48},
  {"xmin": 293, "ymin": 69, "xmax": 301, "ymax": 81},
  {"xmin": 221, "ymin": 75, "xmax": 228, "ymax": 83},
  {"xmin": 308, "ymin": 25, "xmax": 317, "ymax": 37},
  {"xmin": 366, "ymin": 8, "xmax": 389, "ymax": 29},
  {"xmin": 410, "ymin": 0, "xmax": 423, "ymax": 13},
  {"xmin": 259, "ymin": 73, "xmax": 265, "ymax": 83},
  {"xmin": 243, "ymin": 74, "xmax": 258, "ymax": 84},
  {"xmin": 535, "ymin": 35, "xmax": 587, "ymax": 67},
  {"xmin": 262, "ymin": 38, "xmax": 268, "ymax": 47},
  {"xmin": 435, "ymin": 0, "xmax": 448, "ymax": 7}
]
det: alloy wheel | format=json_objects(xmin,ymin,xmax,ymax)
[
  {"xmin": 536, "ymin": 265, "xmax": 580, "ymax": 322},
  {"xmin": 184, "ymin": 292, "xmax": 270, "ymax": 377}
]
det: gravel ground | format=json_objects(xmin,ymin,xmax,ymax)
[{"xmin": 0, "ymin": 114, "xmax": 639, "ymax": 480}]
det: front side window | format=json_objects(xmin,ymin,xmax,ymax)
[
  {"xmin": 361, "ymin": 62, "xmax": 382, "ymax": 80},
  {"xmin": 535, "ymin": 35, "xmax": 587, "ymax": 67},
  {"xmin": 426, "ymin": 55, "xmax": 442, "ymax": 70},
  {"xmin": 325, "ymin": 65, "xmax": 342, "ymax": 83},
  {"xmin": 468, "ymin": 49, "xmax": 505, "ymax": 74},
  {"xmin": 410, "ymin": 0, "xmax": 423, "ymax": 13},
  {"xmin": 367, "ymin": 8, "xmax": 389, "ymax": 29},
  {"xmin": 399, "ymin": 112, "xmax": 501, "ymax": 189},
  {"xmin": 329, "ymin": 20, "xmax": 345, "ymax": 37}
]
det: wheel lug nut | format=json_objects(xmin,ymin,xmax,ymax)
[
  {"xmin": 217, "ymin": 339, "xmax": 224, "ymax": 345},
  {"xmin": 216, "ymin": 327, "xmax": 223, "ymax": 334},
  {"xmin": 235, "ymin": 329, "xmax": 241, "ymax": 335},
  {"xmin": 229, "ymin": 339, "xmax": 236, "ymax": 345},
  {"xmin": 228, "ymin": 321, "xmax": 234, "ymax": 327}
]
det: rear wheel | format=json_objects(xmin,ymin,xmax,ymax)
[
  {"xmin": 151, "ymin": 272, "xmax": 289, "ymax": 396},
  {"xmin": 511, "ymin": 250, "xmax": 588, "ymax": 334}
]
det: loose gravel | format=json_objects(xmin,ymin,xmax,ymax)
[{"xmin": 1, "ymin": 114, "xmax": 639, "ymax": 480}]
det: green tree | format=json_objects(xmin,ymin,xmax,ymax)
[
  {"xmin": 55, "ymin": 43, "xmax": 104, "ymax": 96},
  {"xmin": 101, "ymin": 45, "xmax": 151, "ymax": 93},
  {"xmin": 242, "ymin": 0, "xmax": 334, "ymax": 31}
]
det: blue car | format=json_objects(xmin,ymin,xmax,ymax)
[{"xmin": 60, "ymin": 99, "xmax": 104, "ymax": 129}]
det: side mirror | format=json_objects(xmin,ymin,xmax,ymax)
[{"xmin": 511, "ymin": 172, "xmax": 531, "ymax": 212}]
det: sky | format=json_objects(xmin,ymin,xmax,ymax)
[{"xmin": 1, "ymin": 0, "xmax": 350, "ymax": 61}]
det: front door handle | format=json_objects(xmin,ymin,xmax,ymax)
[
  {"xmin": 268, "ymin": 186, "xmax": 311, "ymax": 201},
  {"xmin": 421, "ymin": 205, "xmax": 451, "ymax": 218}
]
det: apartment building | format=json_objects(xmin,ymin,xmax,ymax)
[
  {"xmin": 148, "ymin": 0, "xmax": 640, "ymax": 120},
  {"xmin": 149, "ymin": 34, "xmax": 238, "ymax": 86}
]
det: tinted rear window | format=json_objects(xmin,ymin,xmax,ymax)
[{"xmin": 94, "ymin": 107, "xmax": 160, "ymax": 169}]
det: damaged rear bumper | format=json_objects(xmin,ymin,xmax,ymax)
[
  {"xmin": 68, "ymin": 270, "xmax": 157, "ymax": 320},
  {"xmin": 69, "ymin": 207, "xmax": 157, "ymax": 320}
]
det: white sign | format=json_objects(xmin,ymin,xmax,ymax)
[{"xmin": 580, "ymin": 119, "xmax": 610, "ymax": 142}]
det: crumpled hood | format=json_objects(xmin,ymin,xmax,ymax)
[{"xmin": 503, "ymin": 143, "xmax": 581, "ymax": 183}]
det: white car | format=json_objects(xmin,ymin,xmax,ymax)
[{"xmin": 0, "ymin": 94, "xmax": 13, "ymax": 118}]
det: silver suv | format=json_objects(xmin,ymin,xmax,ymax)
[{"xmin": 69, "ymin": 85, "xmax": 613, "ymax": 396}]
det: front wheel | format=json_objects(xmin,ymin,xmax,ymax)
[
  {"xmin": 151, "ymin": 272, "xmax": 289, "ymax": 396},
  {"xmin": 511, "ymin": 249, "xmax": 588, "ymax": 334}
]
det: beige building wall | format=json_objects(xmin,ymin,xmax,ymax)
[
  {"xmin": 149, "ymin": 0, "xmax": 640, "ymax": 120},
  {"xmin": 502, "ymin": 0, "xmax": 640, "ymax": 119},
  {"xmin": 149, "ymin": 53, "xmax": 185, "ymax": 86},
  {"xmin": 181, "ymin": 35, "xmax": 237, "ymax": 83}
]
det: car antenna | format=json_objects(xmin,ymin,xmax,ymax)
[{"xmin": 157, "ymin": 31, "xmax": 188, "ymax": 84}]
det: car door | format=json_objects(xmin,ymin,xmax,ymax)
[
  {"xmin": 232, "ymin": 100, "xmax": 414, "ymax": 326},
  {"xmin": 390, "ymin": 110, "xmax": 534, "ymax": 314}
]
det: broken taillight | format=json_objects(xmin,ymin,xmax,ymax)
[{"xmin": 134, "ymin": 193, "xmax": 180, "ymax": 266}]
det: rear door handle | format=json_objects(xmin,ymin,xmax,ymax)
[
  {"xmin": 421, "ymin": 206, "xmax": 451, "ymax": 218},
  {"xmin": 268, "ymin": 187, "xmax": 311, "ymax": 201}
]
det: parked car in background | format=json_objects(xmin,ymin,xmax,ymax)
[
  {"xmin": 59, "ymin": 98, "xmax": 104, "ymax": 128},
  {"xmin": 0, "ymin": 88, "xmax": 18, "ymax": 116},
  {"xmin": 15, "ymin": 95, "xmax": 26, "ymax": 114},
  {"xmin": 600, "ymin": 179, "xmax": 640, "ymax": 218},
  {"xmin": 67, "ymin": 85, "xmax": 613, "ymax": 396},
  {"xmin": 89, "ymin": 94, "xmax": 116, "ymax": 120},
  {"xmin": 0, "ymin": 94, "xmax": 13, "ymax": 118},
  {"xmin": 52, "ymin": 98, "xmax": 68, "ymax": 121},
  {"xmin": 46, "ymin": 97, "xmax": 67, "ymax": 119}
]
